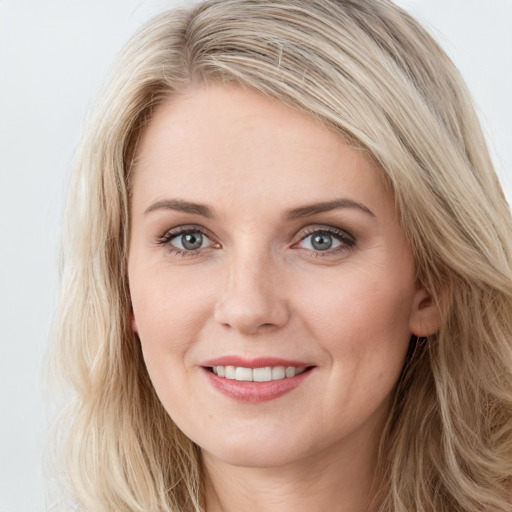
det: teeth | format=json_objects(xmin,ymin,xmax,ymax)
[
  {"xmin": 271, "ymin": 366, "xmax": 286, "ymax": 380},
  {"xmin": 285, "ymin": 366, "xmax": 296, "ymax": 378},
  {"xmin": 235, "ymin": 367, "xmax": 253, "ymax": 381},
  {"xmin": 211, "ymin": 365, "xmax": 307, "ymax": 381},
  {"xmin": 253, "ymin": 367, "xmax": 272, "ymax": 382}
]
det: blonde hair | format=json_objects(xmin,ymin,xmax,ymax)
[{"xmin": 48, "ymin": 1, "xmax": 512, "ymax": 510}]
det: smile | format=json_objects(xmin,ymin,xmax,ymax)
[
  {"xmin": 211, "ymin": 365, "xmax": 307, "ymax": 381},
  {"xmin": 201, "ymin": 358, "xmax": 315, "ymax": 402}
]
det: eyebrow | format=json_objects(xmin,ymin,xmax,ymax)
[
  {"xmin": 143, "ymin": 197, "xmax": 375, "ymax": 219},
  {"xmin": 144, "ymin": 199, "xmax": 214, "ymax": 217},
  {"xmin": 284, "ymin": 198, "xmax": 375, "ymax": 219}
]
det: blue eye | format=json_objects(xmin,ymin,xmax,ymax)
[
  {"xmin": 159, "ymin": 227, "xmax": 216, "ymax": 255},
  {"xmin": 171, "ymin": 231, "xmax": 208, "ymax": 250},
  {"xmin": 303, "ymin": 233, "xmax": 338, "ymax": 251},
  {"xmin": 297, "ymin": 228, "xmax": 354, "ymax": 253}
]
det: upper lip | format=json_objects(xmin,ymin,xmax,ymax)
[{"xmin": 200, "ymin": 356, "xmax": 313, "ymax": 368}]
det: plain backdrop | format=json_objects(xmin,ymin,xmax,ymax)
[{"xmin": 0, "ymin": 1, "xmax": 510, "ymax": 511}]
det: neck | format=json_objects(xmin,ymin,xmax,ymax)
[{"xmin": 202, "ymin": 434, "xmax": 383, "ymax": 512}]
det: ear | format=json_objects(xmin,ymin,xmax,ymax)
[{"xmin": 409, "ymin": 288, "xmax": 442, "ymax": 337}]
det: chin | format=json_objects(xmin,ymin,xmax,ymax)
[
  {"xmin": 205, "ymin": 444, "xmax": 303, "ymax": 468},
  {"xmin": 196, "ymin": 426, "xmax": 321, "ymax": 469}
]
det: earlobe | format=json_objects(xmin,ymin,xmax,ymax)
[{"xmin": 409, "ymin": 288, "xmax": 443, "ymax": 337}]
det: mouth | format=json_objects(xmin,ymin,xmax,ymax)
[
  {"xmin": 206, "ymin": 365, "xmax": 312, "ymax": 381},
  {"xmin": 200, "ymin": 357, "xmax": 315, "ymax": 402}
]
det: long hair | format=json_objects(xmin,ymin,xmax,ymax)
[{"xmin": 47, "ymin": 1, "xmax": 512, "ymax": 510}]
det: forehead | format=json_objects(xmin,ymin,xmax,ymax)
[{"xmin": 132, "ymin": 84, "xmax": 391, "ymax": 218}]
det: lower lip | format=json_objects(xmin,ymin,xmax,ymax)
[{"xmin": 203, "ymin": 368, "xmax": 313, "ymax": 403}]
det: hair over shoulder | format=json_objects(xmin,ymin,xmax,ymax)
[{"xmin": 47, "ymin": 1, "xmax": 512, "ymax": 511}]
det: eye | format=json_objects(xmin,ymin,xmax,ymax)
[
  {"xmin": 296, "ymin": 227, "xmax": 355, "ymax": 254},
  {"xmin": 172, "ymin": 231, "xmax": 209, "ymax": 251},
  {"xmin": 300, "ymin": 232, "xmax": 340, "ymax": 251},
  {"xmin": 158, "ymin": 227, "xmax": 218, "ymax": 256}
]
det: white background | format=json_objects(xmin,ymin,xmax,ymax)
[{"xmin": 0, "ymin": 1, "xmax": 510, "ymax": 511}]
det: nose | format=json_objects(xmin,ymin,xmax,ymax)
[{"xmin": 213, "ymin": 248, "xmax": 290, "ymax": 335}]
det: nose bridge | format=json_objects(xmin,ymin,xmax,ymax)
[{"xmin": 214, "ymin": 237, "xmax": 289, "ymax": 334}]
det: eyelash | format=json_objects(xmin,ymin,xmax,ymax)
[
  {"xmin": 157, "ymin": 225, "xmax": 356, "ymax": 258},
  {"xmin": 157, "ymin": 226, "xmax": 217, "ymax": 258},
  {"xmin": 297, "ymin": 226, "xmax": 356, "ymax": 257}
]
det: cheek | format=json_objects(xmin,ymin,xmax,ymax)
[
  {"xmin": 304, "ymin": 267, "xmax": 412, "ymax": 332},
  {"xmin": 128, "ymin": 270, "xmax": 208, "ymax": 418},
  {"xmin": 128, "ymin": 263, "xmax": 219, "ymax": 395},
  {"xmin": 296, "ymin": 262, "xmax": 415, "ymax": 374},
  {"xmin": 130, "ymin": 262, "xmax": 210, "ymax": 336}
]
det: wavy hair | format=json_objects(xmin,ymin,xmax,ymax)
[{"xmin": 47, "ymin": 1, "xmax": 512, "ymax": 510}]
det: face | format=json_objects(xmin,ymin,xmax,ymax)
[{"xmin": 128, "ymin": 84, "xmax": 438, "ymax": 470}]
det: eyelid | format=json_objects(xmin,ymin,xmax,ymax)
[
  {"xmin": 293, "ymin": 224, "xmax": 356, "ymax": 254},
  {"xmin": 157, "ymin": 224, "xmax": 220, "ymax": 256},
  {"xmin": 159, "ymin": 224, "xmax": 214, "ymax": 241},
  {"xmin": 297, "ymin": 224, "xmax": 355, "ymax": 242}
]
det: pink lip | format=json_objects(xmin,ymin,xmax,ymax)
[
  {"xmin": 199, "ymin": 356, "xmax": 315, "ymax": 403},
  {"xmin": 200, "ymin": 356, "xmax": 312, "ymax": 368}
]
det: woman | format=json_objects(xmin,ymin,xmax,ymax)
[{"xmin": 49, "ymin": 0, "xmax": 512, "ymax": 510}]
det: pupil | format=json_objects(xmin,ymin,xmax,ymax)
[
  {"xmin": 312, "ymin": 233, "xmax": 332, "ymax": 250},
  {"xmin": 182, "ymin": 233, "xmax": 203, "ymax": 250}
]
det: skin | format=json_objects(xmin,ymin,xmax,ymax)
[{"xmin": 128, "ymin": 84, "xmax": 441, "ymax": 512}]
